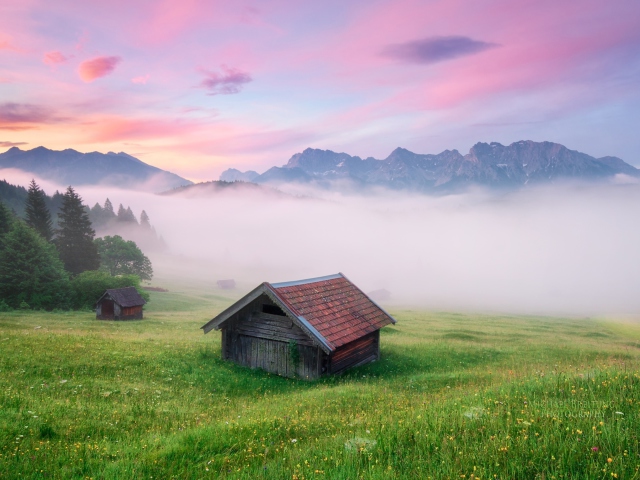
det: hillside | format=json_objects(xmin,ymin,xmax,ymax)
[
  {"xmin": 0, "ymin": 146, "xmax": 192, "ymax": 193},
  {"xmin": 0, "ymin": 179, "xmax": 64, "ymax": 218},
  {"xmin": 0, "ymin": 180, "xmax": 163, "ymax": 250},
  {"xmin": 221, "ymin": 140, "xmax": 640, "ymax": 192},
  {"xmin": 159, "ymin": 180, "xmax": 291, "ymax": 198}
]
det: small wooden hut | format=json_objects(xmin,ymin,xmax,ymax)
[
  {"xmin": 217, "ymin": 279, "xmax": 236, "ymax": 290},
  {"xmin": 95, "ymin": 287, "xmax": 146, "ymax": 320},
  {"xmin": 201, "ymin": 273, "xmax": 396, "ymax": 379}
]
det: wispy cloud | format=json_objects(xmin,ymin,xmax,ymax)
[
  {"xmin": 199, "ymin": 66, "xmax": 252, "ymax": 95},
  {"xmin": 43, "ymin": 50, "xmax": 68, "ymax": 66},
  {"xmin": 0, "ymin": 141, "xmax": 28, "ymax": 148},
  {"xmin": 131, "ymin": 75, "xmax": 150, "ymax": 85},
  {"xmin": 78, "ymin": 56, "xmax": 122, "ymax": 82},
  {"xmin": 87, "ymin": 116, "xmax": 204, "ymax": 142},
  {"xmin": 0, "ymin": 39, "xmax": 21, "ymax": 52},
  {"xmin": 381, "ymin": 35, "xmax": 498, "ymax": 64},
  {"xmin": 0, "ymin": 103, "xmax": 64, "ymax": 130}
]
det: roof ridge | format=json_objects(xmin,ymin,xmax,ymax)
[{"xmin": 270, "ymin": 273, "xmax": 343, "ymax": 289}]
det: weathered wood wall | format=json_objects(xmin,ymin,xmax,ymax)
[
  {"xmin": 329, "ymin": 330, "xmax": 380, "ymax": 375},
  {"xmin": 219, "ymin": 294, "xmax": 382, "ymax": 379},
  {"xmin": 96, "ymin": 300, "xmax": 143, "ymax": 321},
  {"xmin": 221, "ymin": 294, "xmax": 322, "ymax": 378}
]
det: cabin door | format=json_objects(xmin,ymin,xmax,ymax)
[{"xmin": 102, "ymin": 300, "xmax": 114, "ymax": 317}]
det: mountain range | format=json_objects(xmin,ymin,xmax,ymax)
[
  {"xmin": 2, "ymin": 141, "xmax": 637, "ymax": 196},
  {"xmin": 0, "ymin": 146, "xmax": 192, "ymax": 192},
  {"xmin": 221, "ymin": 140, "xmax": 639, "ymax": 192}
]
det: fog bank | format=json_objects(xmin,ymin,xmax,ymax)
[
  {"xmin": 148, "ymin": 183, "xmax": 640, "ymax": 316},
  {"xmin": 4, "ymin": 169, "xmax": 640, "ymax": 316}
]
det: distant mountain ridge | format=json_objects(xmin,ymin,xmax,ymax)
[
  {"xmin": 220, "ymin": 140, "xmax": 639, "ymax": 192},
  {"xmin": 0, "ymin": 146, "xmax": 192, "ymax": 192}
]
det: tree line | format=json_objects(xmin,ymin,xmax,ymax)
[
  {"xmin": 0, "ymin": 179, "xmax": 163, "ymax": 248},
  {"xmin": 0, "ymin": 181, "xmax": 153, "ymax": 311}
]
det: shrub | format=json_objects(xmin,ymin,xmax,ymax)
[{"xmin": 71, "ymin": 270, "xmax": 150, "ymax": 310}]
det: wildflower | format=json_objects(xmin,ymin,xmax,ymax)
[
  {"xmin": 607, "ymin": 458, "xmax": 613, "ymax": 463},
  {"xmin": 291, "ymin": 439, "xmax": 297, "ymax": 443},
  {"xmin": 592, "ymin": 447, "xmax": 599, "ymax": 452}
]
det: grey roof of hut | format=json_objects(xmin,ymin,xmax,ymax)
[{"xmin": 96, "ymin": 287, "xmax": 146, "ymax": 307}]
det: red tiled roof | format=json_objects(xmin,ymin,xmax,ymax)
[{"xmin": 267, "ymin": 273, "xmax": 395, "ymax": 350}]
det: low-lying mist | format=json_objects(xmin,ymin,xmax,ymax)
[{"xmin": 4, "ymin": 168, "xmax": 640, "ymax": 316}]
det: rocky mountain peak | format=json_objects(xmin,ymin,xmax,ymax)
[{"xmin": 222, "ymin": 140, "xmax": 638, "ymax": 193}]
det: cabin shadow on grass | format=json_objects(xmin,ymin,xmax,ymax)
[{"xmin": 191, "ymin": 339, "xmax": 506, "ymax": 399}]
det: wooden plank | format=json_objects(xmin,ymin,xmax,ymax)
[
  {"xmin": 332, "ymin": 337, "xmax": 376, "ymax": 361},
  {"xmin": 251, "ymin": 312, "xmax": 294, "ymax": 325},
  {"xmin": 235, "ymin": 322, "xmax": 311, "ymax": 339},
  {"xmin": 332, "ymin": 342, "xmax": 375, "ymax": 362},
  {"xmin": 332, "ymin": 353, "xmax": 378, "ymax": 374},
  {"xmin": 234, "ymin": 326, "xmax": 314, "ymax": 346},
  {"xmin": 241, "ymin": 315, "xmax": 300, "ymax": 332},
  {"xmin": 333, "ymin": 344, "xmax": 376, "ymax": 364},
  {"xmin": 330, "ymin": 332, "xmax": 379, "ymax": 373}
]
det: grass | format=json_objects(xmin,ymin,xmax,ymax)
[{"xmin": 1, "ymin": 285, "xmax": 640, "ymax": 479}]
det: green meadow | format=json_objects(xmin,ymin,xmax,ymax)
[{"xmin": 1, "ymin": 282, "xmax": 640, "ymax": 479}]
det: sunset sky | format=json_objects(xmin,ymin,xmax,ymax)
[{"xmin": 1, "ymin": 0, "xmax": 639, "ymax": 181}]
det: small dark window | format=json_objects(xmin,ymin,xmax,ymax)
[{"xmin": 262, "ymin": 304, "xmax": 286, "ymax": 316}]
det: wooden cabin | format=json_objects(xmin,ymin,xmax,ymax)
[
  {"xmin": 217, "ymin": 279, "xmax": 236, "ymax": 290},
  {"xmin": 95, "ymin": 287, "xmax": 146, "ymax": 320},
  {"xmin": 201, "ymin": 273, "xmax": 396, "ymax": 379}
]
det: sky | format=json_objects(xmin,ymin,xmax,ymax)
[{"xmin": 1, "ymin": 0, "xmax": 640, "ymax": 182}]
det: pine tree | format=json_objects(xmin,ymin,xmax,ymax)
[
  {"xmin": 117, "ymin": 203, "xmax": 127, "ymax": 220},
  {"xmin": 117, "ymin": 204, "xmax": 137, "ymax": 223},
  {"xmin": 89, "ymin": 203, "xmax": 110, "ymax": 230},
  {"xmin": 140, "ymin": 210, "xmax": 151, "ymax": 229},
  {"xmin": 0, "ymin": 221, "xmax": 70, "ymax": 309},
  {"xmin": 92, "ymin": 202, "xmax": 102, "ymax": 213},
  {"xmin": 0, "ymin": 201, "xmax": 14, "ymax": 256},
  {"xmin": 89, "ymin": 198, "xmax": 116, "ymax": 229},
  {"xmin": 126, "ymin": 207, "xmax": 139, "ymax": 224},
  {"xmin": 0, "ymin": 200, "xmax": 13, "ymax": 239},
  {"xmin": 104, "ymin": 198, "xmax": 115, "ymax": 218},
  {"xmin": 25, "ymin": 179, "xmax": 54, "ymax": 241},
  {"xmin": 56, "ymin": 186, "xmax": 100, "ymax": 275}
]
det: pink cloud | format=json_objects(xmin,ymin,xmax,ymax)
[
  {"xmin": 131, "ymin": 75, "xmax": 150, "ymax": 85},
  {"xmin": 75, "ymin": 29, "xmax": 89, "ymax": 52},
  {"xmin": 0, "ymin": 141, "xmax": 28, "ymax": 148},
  {"xmin": 43, "ymin": 51, "xmax": 68, "ymax": 66},
  {"xmin": 87, "ymin": 116, "xmax": 204, "ymax": 142},
  {"xmin": 199, "ymin": 66, "xmax": 252, "ymax": 95},
  {"xmin": 0, "ymin": 40, "xmax": 21, "ymax": 52},
  {"xmin": 78, "ymin": 56, "xmax": 122, "ymax": 82}
]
